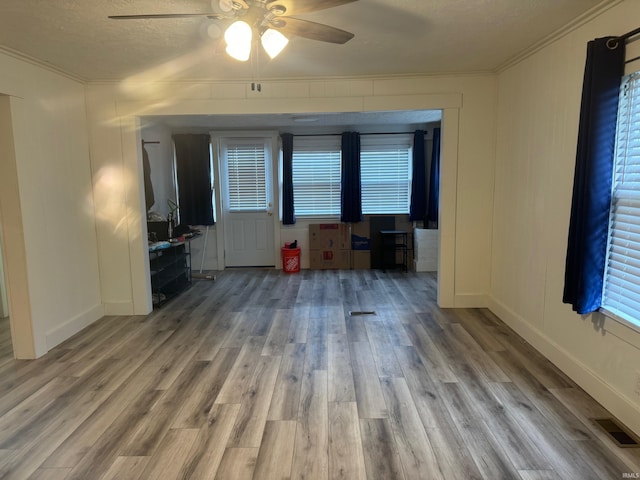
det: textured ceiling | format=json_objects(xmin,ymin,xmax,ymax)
[{"xmin": 0, "ymin": 0, "xmax": 611, "ymax": 82}]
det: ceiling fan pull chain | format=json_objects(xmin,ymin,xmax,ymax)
[{"xmin": 251, "ymin": 41, "xmax": 263, "ymax": 93}]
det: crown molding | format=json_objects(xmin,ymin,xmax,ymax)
[
  {"xmin": 496, "ymin": 0, "xmax": 624, "ymax": 73},
  {"xmin": 0, "ymin": 45, "xmax": 86, "ymax": 84}
]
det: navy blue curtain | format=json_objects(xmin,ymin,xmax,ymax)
[
  {"xmin": 341, "ymin": 132, "xmax": 362, "ymax": 223},
  {"xmin": 173, "ymin": 134, "xmax": 215, "ymax": 226},
  {"xmin": 427, "ymin": 127, "xmax": 441, "ymax": 226},
  {"xmin": 281, "ymin": 133, "xmax": 296, "ymax": 225},
  {"xmin": 409, "ymin": 130, "xmax": 427, "ymax": 222},
  {"xmin": 563, "ymin": 37, "xmax": 625, "ymax": 314}
]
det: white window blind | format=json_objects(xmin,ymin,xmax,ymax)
[
  {"xmin": 222, "ymin": 139, "xmax": 269, "ymax": 212},
  {"xmin": 292, "ymin": 136, "xmax": 341, "ymax": 217},
  {"xmin": 361, "ymin": 134, "xmax": 412, "ymax": 214},
  {"xmin": 602, "ymin": 72, "xmax": 640, "ymax": 327}
]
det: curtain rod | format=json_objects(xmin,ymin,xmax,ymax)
[
  {"xmin": 608, "ymin": 26, "xmax": 640, "ymax": 50},
  {"xmin": 142, "ymin": 140, "xmax": 160, "ymax": 145},
  {"xmin": 620, "ymin": 26, "xmax": 640, "ymax": 43}
]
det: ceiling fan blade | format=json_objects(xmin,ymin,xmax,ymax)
[
  {"xmin": 272, "ymin": 17, "xmax": 354, "ymax": 44},
  {"xmin": 266, "ymin": 0, "xmax": 357, "ymax": 16},
  {"xmin": 108, "ymin": 13, "xmax": 226, "ymax": 20}
]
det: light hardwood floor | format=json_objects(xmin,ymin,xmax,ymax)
[{"xmin": 0, "ymin": 269, "xmax": 638, "ymax": 479}]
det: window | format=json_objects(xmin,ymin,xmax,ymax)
[
  {"xmin": 292, "ymin": 136, "xmax": 341, "ymax": 217},
  {"xmin": 602, "ymin": 72, "xmax": 640, "ymax": 327},
  {"xmin": 221, "ymin": 138, "xmax": 270, "ymax": 211},
  {"xmin": 360, "ymin": 134, "xmax": 412, "ymax": 214}
]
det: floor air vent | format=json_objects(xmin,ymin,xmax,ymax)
[
  {"xmin": 348, "ymin": 311, "xmax": 376, "ymax": 316},
  {"xmin": 594, "ymin": 418, "xmax": 640, "ymax": 448}
]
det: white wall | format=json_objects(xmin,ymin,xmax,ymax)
[
  {"xmin": 85, "ymin": 75, "xmax": 497, "ymax": 312},
  {"xmin": 492, "ymin": 0, "xmax": 640, "ymax": 436},
  {"xmin": 0, "ymin": 53, "xmax": 103, "ymax": 358}
]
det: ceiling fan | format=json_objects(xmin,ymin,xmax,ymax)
[{"xmin": 109, "ymin": 0, "xmax": 358, "ymax": 61}]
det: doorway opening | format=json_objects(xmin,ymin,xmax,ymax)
[
  {"xmin": 138, "ymin": 105, "xmax": 454, "ymax": 306},
  {"xmin": 0, "ymin": 96, "xmax": 14, "ymax": 362}
]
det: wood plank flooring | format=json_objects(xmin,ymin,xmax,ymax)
[{"xmin": 0, "ymin": 270, "xmax": 639, "ymax": 479}]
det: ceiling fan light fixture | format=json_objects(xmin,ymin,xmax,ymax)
[
  {"xmin": 218, "ymin": 0, "xmax": 233, "ymax": 12},
  {"xmin": 224, "ymin": 20, "xmax": 252, "ymax": 61},
  {"xmin": 225, "ymin": 42, "xmax": 251, "ymax": 61},
  {"xmin": 269, "ymin": 5, "xmax": 287, "ymax": 16},
  {"xmin": 261, "ymin": 28, "xmax": 289, "ymax": 59}
]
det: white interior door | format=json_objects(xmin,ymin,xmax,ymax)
[{"xmin": 220, "ymin": 137, "xmax": 275, "ymax": 267}]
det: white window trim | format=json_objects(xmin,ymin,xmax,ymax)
[{"xmin": 599, "ymin": 307, "xmax": 640, "ymax": 336}]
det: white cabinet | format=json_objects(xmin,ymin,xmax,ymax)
[{"xmin": 414, "ymin": 228, "xmax": 439, "ymax": 272}]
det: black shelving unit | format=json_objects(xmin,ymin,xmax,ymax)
[
  {"xmin": 380, "ymin": 230, "xmax": 410, "ymax": 272},
  {"xmin": 149, "ymin": 240, "xmax": 192, "ymax": 306}
]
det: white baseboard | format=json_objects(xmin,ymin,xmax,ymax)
[
  {"xmin": 414, "ymin": 260, "xmax": 437, "ymax": 272},
  {"xmin": 487, "ymin": 296, "xmax": 640, "ymax": 437},
  {"xmin": 454, "ymin": 293, "xmax": 488, "ymax": 308},
  {"xmin": 45, "ymin": 304, "xmax": 105, "ymax": 352},
  {"xmin": 103, "ymin": 301, "xmax": 134, "ymax": 316}
]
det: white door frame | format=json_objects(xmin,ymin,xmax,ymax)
[
  {"xmin": 211, "ymin": 130, "xmax": 281, "ymax": 270},
  {"xmin": 0, "ymin": 227, "xmax": 7, "ymax": 319}
]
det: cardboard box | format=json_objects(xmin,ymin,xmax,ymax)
[
  {"xmin": 351, "ymin": 250, "xmax": 371, "ymax": 269},
  {"xmin": 351, "ymin": 234, "xmax": 370, "ymax": 250},
  {"xmin": 309, "ymin": 224, "xmax": 351, "ymax": 250},
  {"xmin": 351, "ymin": 221, "xmax": 371, "ymax": 250},
  {"xmin": 351, "ymin": 220, "xmax": 370, "ymax": 237},
  {"xmin": 309, "ymin": 249, "xmax": 351, "ymax": 270}
]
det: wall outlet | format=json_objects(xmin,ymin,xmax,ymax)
[{"xmin": 635, "ymin": 371, "xmax": 640, "ymax": 397}]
